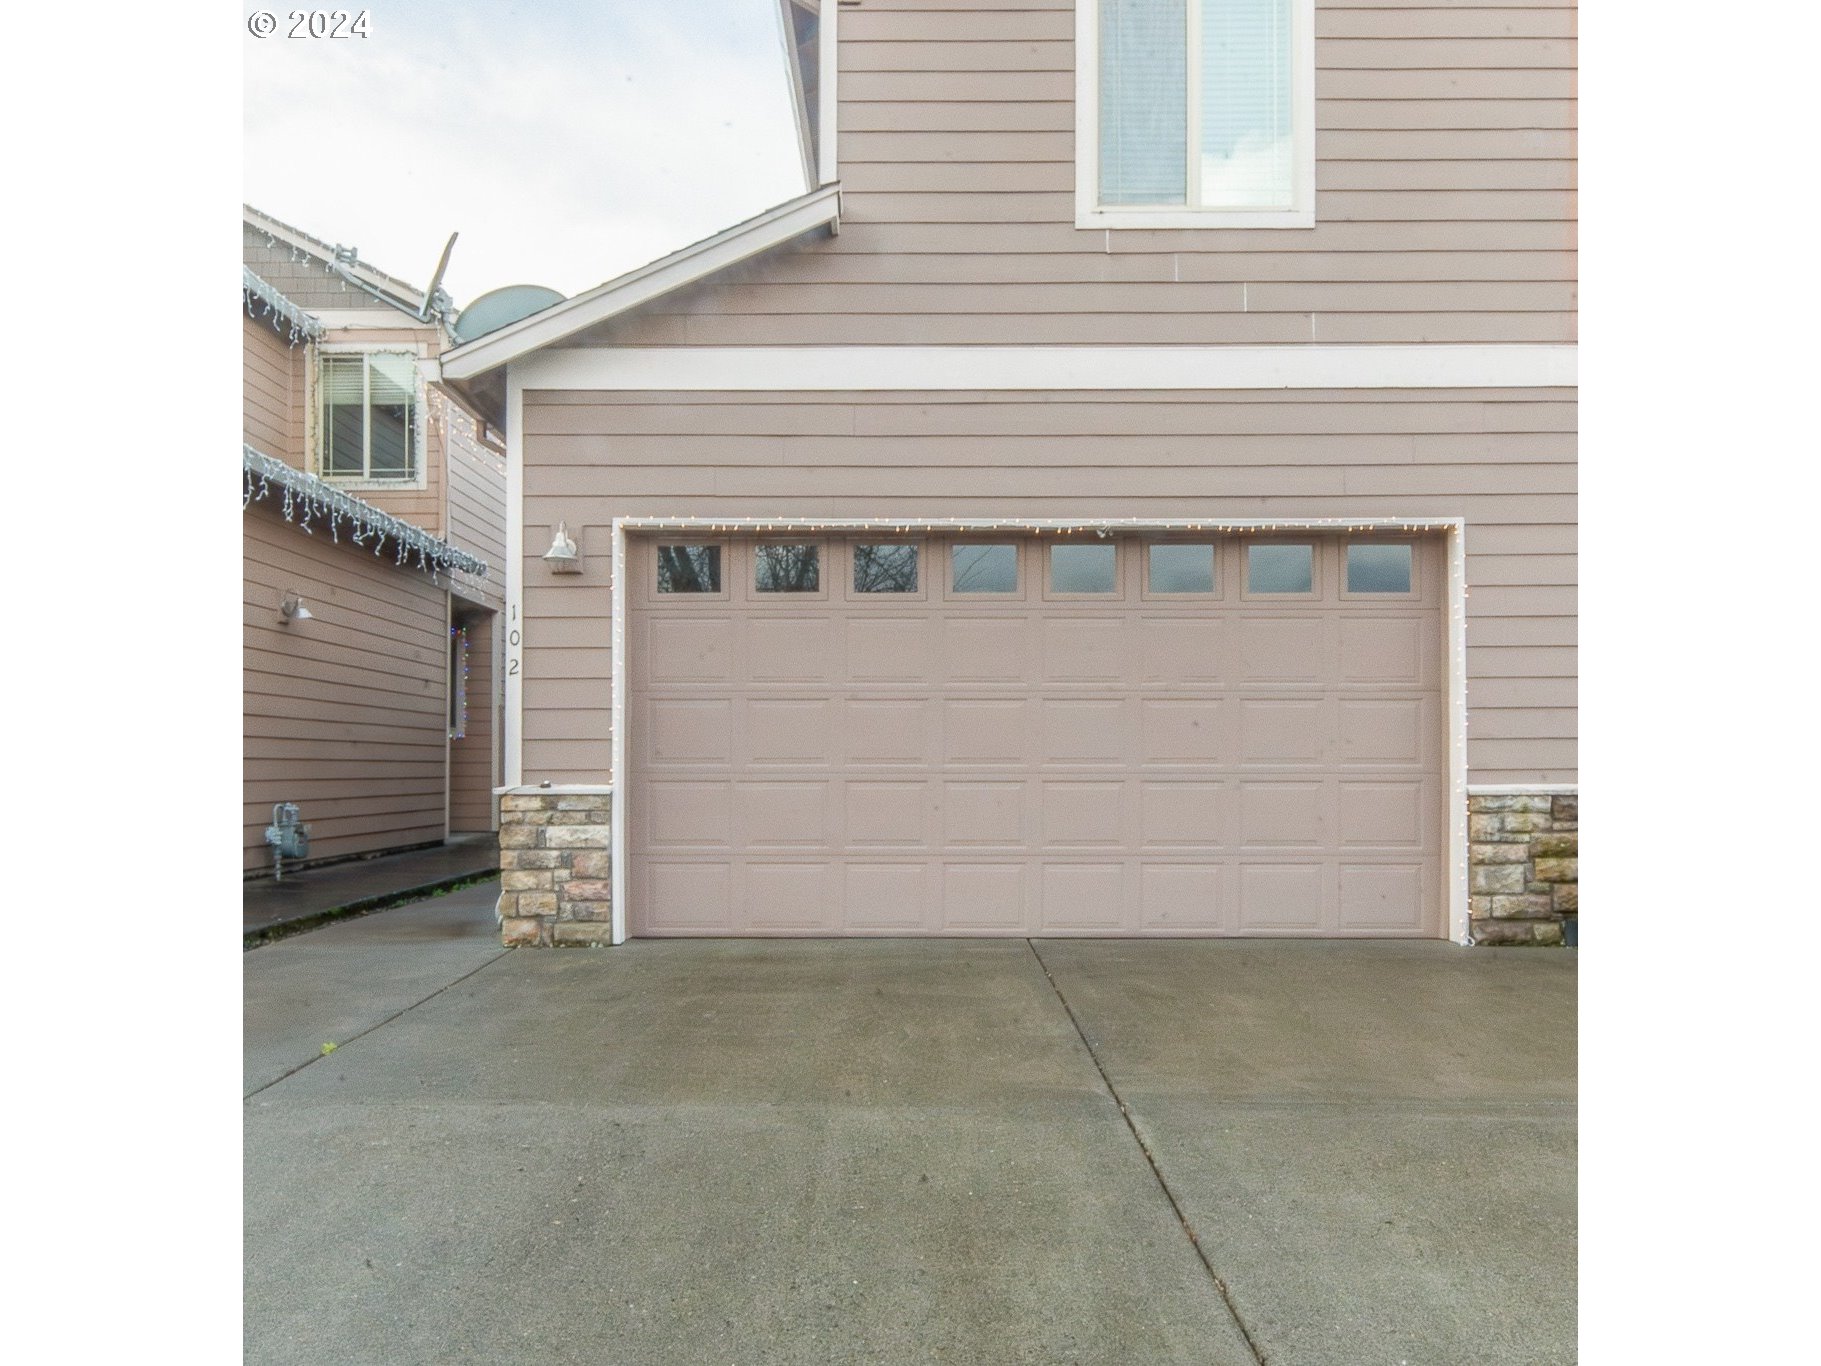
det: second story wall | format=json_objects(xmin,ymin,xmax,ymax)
[
  {"xmin": 579, "ymin": 0, "xmax": 1575, "ymax": 349},
  {"xmin": 243, "ymin": 313, "xmax": 304, "ymax": 463}
]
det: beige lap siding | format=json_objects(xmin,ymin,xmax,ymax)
[
  {"xmin": 571, "ymin": 0, "xmax": 1575, "ymax": 351},
  {"xmin": 448, "ymin": 610, "xmax": 498, "ymax": 832},
  {"xmin": 516, "ymin": 386, "xmax": 1575, "ymax": 788},
  {"xmin": 243, "ymin": 315, "xmax": 304, "ymax": 464},
  {"xmin": 243, "ymin": 498, "xmax": 450, "ymax": 871}
]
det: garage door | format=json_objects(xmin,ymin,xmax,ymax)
[{"xmin": 627, "ymin": 533, "xmax": 1446, "ymax": 936}]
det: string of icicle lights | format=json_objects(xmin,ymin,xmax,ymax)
[{"xmin": 243, "ymin": 444, "xmax": 488, "ymax": 584}]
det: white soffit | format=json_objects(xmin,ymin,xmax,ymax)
[
  {"xmin": 440, "ymin": 184, "xmax": 843, "ymax": 381},
  {"xmin": 515, "ymin": 343, "xmax": 1577, "ymax": 392}
]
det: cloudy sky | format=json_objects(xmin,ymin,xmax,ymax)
[{"xmin": 244, "ymin": 0, "xmax": 807, "ymax": 303}]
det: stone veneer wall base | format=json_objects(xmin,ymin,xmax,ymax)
[
  {"xmin": 1469, "ymin": 791, "xmax": 1577, "ymax": 946},
  {"xmin": 495, "ymin": 791, "xmax": 613, "ymax": 946}
]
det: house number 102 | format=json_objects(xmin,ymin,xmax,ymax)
[{"xmin": 507, "ymin": 605, "xmax": 520, "ymax": 677}]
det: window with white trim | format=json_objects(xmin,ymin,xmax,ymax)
[
  {"xmin": 1079, "ymin": 0, "xmax": 1313, "ymax": 229},
  {"xmin": 317, "ymin": 350, "xmax": 420, "ymax": 482}
]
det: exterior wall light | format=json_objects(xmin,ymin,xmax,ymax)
[
  {"xmin": 279, "ymin": 591, "xmax": 314, "ymax": 624},
  {"xmin": 544, "ymin": 521, "xmax": 583, "ymax": 573}
]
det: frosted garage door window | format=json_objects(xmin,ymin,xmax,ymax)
[
  {"xmin": 1346, "ymin": 543, "xmax": 1413, "ymax": 594},
  {"xmin": 1247, "ymin": 544, "xmax": 1313, "ymax": 593},
  {"xmin": 951, "ymin": 544, "xmax": 1018, "ymax": 593},
  {"xmin": 1050, "ymin": 543, "xmax": 1117, "ymax": 594},
  {"xmin": 1148, "ymin": 543, "xmax": 1215, "ymax": 593}
]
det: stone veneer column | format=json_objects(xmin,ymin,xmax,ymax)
[
  {"xmin": 495, "ymin": 788, "xmax": 613, "ymax": 946},
  {"xmin": 1468, "ymin": 791, "xmax": 1577, "ymax": 945}
]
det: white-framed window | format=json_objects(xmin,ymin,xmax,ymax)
[
  {"xmin": 313, "ymin": 348, "xmax": 423, "ymax": 484},
  {"xmin": 1076, "ymin": 0, "xmax": 1315, "ymax": 229}
]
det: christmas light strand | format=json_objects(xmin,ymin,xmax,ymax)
[
  {"xmin": 243, "ymin": 444, "xmax": 489, "ymax": 582},
  {"xmin": 242, "ymin": 267, "xmax": 324, "ymax": 347}
]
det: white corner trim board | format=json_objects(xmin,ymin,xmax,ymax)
[
  {"xmin": 515, "ymin": 344, "xmax": 1576, "ymax": 393},
  {"xmin": 608, "ymin": 515, "xmax": 1473, "ymax": 947}
]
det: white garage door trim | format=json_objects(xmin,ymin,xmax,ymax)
[{"xmin": 610, "ymin": 515, "xmax": 1470, "ymax": 947}]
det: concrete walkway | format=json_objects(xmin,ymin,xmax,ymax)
[
  {"xmin": 245, "ymin": 903, "xmax": 1576, "ymax": 1365},
  {"xmin": 243, "ymin": 833, "xmax": 499, "ymax": 940}
]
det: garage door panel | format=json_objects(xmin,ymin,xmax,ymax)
[
  {"xmin": 1139, "ymin": 781, "xmax": 1226, "ymax": 849},
  {"xmin": 1039, "ymin": 699, "xmax": 1132, "ymax": 765},
  {"xmin": 642, "ymin": 862, "xmax": 733, "ymax": 932},
  {"xmin": 846, "ymin": 616, "xmax": 935, "ymax": 682},
  {"xmin": 1140, "ymin": 698, "xmax": 1226, "ymax": 764},
  {"xmin": 1239, "ymin": 699, "xmax": 1330, "ymax": 763},
  {"xmin": 941, "ymin": 862, "xmax": 1028, "ymax": 932},
  {"xmin": 628, "ymin": 532, "xmax": 1446, "ymax": 938},
  {"xmin": 846, "ymin": 699, "xmax": 937, "ymax": 765},
  {"xmin": 746, "ymin": 699, "xmax": 838, "ymax": 766},
  {"xmin": 845, "ymin": 780, "xmax": 933, "ymax": 849},
  {"xmin": 1138, "ymin": 616, "xmax": 1228, "ymax": 684},
  {"xmin": 1338, "ymin": 698, "xmax": 1427, "ymax": 764},
  {"xmin": 1140, "ymin": 863, "xmax": 1225, "ymax": 932},
  {"xmin": 742, "ymin": 862, "xmax": 837, "ymax": 932},
  {"xmin": 1339, "ymin": 616, "xmax": 1428, "ymax": 687},
  {"xmin": 1238, "ymin": 781, "xmax": 1329, "ymax": 849},
  {"xmin": 643, "ymin": 698, "xmax": 733, "ymax": 766},
  {"xmin": 1040, "ymin": 780, "xmax": 1128, "ymax": 847},
  {"xmin": 1339, "ymin": 863, "xmax": 1428, "ymax": 932},
  {"xmin": 1039, "ymin": 863, "xmax": 1128, "ymax": 932},
  {"xmin": 646, "ymin": 617, "xmax": 734, "ymax": 684},
  {"xmin": 1339, "ymin": 780, "xmax": 1429, "ymax": 848},
  {"xmin": 943, "ymin": 617, "xmax": 1030, "ymax": 682},
  {"xmin": 944, "ymin": 698, "xmax": 1032, "ymax": 764},
  {"xmin": 1041, "ymin": 617, "xmax": 1128, "ymax": 682},
  {"xmin": 844, "ymin": 863, "xmax": 934, "ymax": 931},
  {"xmin": 1237, "ymin": 863, "xmax": 1329, "ymax": 932},
  {"xmin": 943, "ymin": 781, "xmax": 1026, "ymax": 847},
  {"xmin": 1236, "ymin": 616, "xmax": 1327, "ymax": 684},
  {"xmin": 647, "ymin": 782, "xmax": 733, "ymax": 848},
  {"xmin": 746, "ymin": 615, "xmax": 838, "ymax": 682},
  {"xmin": 733, "ymin": 780, "xmax": 832, "ymax": 849}
]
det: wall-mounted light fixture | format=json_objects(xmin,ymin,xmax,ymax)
[
  {"xmin": 279, "ymin": 591, "xmax": 314, "ymax": 624},
  {"xmin": 543, "ymin": 521, "xmax": 583, "ymax": 573}
]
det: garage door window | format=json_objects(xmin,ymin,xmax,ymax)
[
  {"xmin": 755, "ymin": 543, "xmax": 821, "ymax": 593},
  {"xmin": 1345, "ymin": 542, "xmax": 1413, "ymax": 594},
  {"xmin": 951, "ymin": 543, "xmax": 1018, "ymax": 594},
  {"xmin": 1049, "ymin": 542, "xmax": 1117, "ymax": 594},
  {"xmin": 657, "ymin": 545, "xmax": 722, "ymax": 593},
  {"xmin": 1146, "ymin": 542, "xmax": 1216, "ymax": 594},
  {"xmin": 1246, "ymin": 543, "xmax": 1314, "ymax": 595},
  {"xmin": 853, "ymin": 544, "xmax": 919, "ymax": 593}
]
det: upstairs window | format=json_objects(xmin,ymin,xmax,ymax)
[
  {"xmin": 1080, "ymin": 0, "xmax": 1313, "ymax": 229},
  {"xmin": 318, "ymin": 350, "xmax": 419, "ymax": 482}
]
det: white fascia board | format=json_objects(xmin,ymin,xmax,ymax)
[
  {"xmin": 774, "ymin": 0, "xmax": 817, "ymax": 192},
  {"xmin": 818, "ymin": 0, "xmax": 838, "ymax": 186},
  {"xmin": 515, "ymin": 344, "xmax": 1577, "ymax": 393},
  {"xmin": 440, "ymin": 185, "xmax": 844, "ymax": 382}
]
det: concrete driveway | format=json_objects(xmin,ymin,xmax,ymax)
[{"xmin": 245, "ymin": 884, "xmax": 1575, "ymax": 1365}]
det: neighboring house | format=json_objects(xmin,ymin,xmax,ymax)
[
  {"xmin": 243, "ymin": 205, "xmax": 507, "ymax": 876},
  {"xmin": 437, "ymin": 0, "xmax": 1576, "ymax": 948}
]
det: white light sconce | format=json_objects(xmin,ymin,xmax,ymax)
[
  {"xmin": 279, "ymin": 591, "xmax": 314, "ymax": 624},
  {"xmin": 544, "ymin": 521, "xmax": 583, "ymax": 573}
]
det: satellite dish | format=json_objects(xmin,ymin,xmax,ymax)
[{"xmin": 451, "ymin": 284, "xmax": 567, "ymax": 343}]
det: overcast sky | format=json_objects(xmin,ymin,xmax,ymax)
[{"xmin": 244, "ymin": 0, "xmax": 806, "ymax": 303}]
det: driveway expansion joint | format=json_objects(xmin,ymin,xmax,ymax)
[
  {"xmin": 1025, "ymin": 939, "xmax": 1270, "ymax": 1366},
  {"xmin": 244, "ymin": 945, "xmax": 515, "ymax": 1101}
]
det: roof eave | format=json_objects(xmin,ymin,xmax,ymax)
[{"xmin": 439, "ymin": 183, "xmax": 843, "ymax": 383}]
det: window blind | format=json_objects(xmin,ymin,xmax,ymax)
[
  {"xmin": 1099, "ymin": 0, "xmax": 1188, "ymax": 206},
  {"xmin": 1198, "ymin": 0, "xmax": 1293, "ymax": 209}
]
